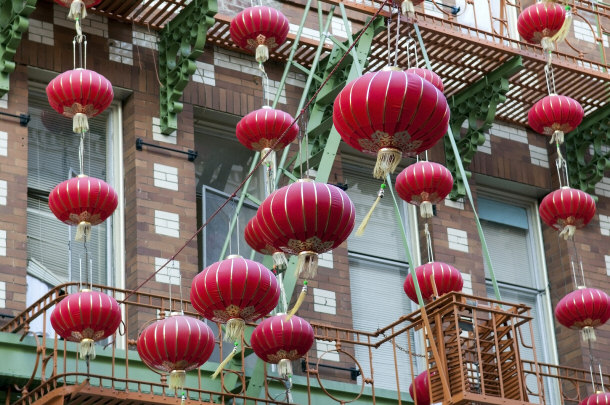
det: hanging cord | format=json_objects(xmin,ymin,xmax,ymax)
[
  {"xmin": 544, "ymin": 63, "xmax": 557, "ymax": 95},
  {"xmin": 394, "ymin": 6, "xmax": 401, "ymax": 67},
  {"xmin": 120, "ymin": 0, "xmax": 391, "ymax": 304},
  {"xmin": 386, "ymin": 6, "xmax": 392, "ymax": 66},
  {"xmin": 78, "ymin": 132, "xmax": 86, "ymax": 175},
  {"xmin": 424, "ymin": 222, "xmax": 434, "ymax": 263},
  {"xmin": 258, "ymin": 63, "xmax": 271, "ymax": 107},
  {"xmin": 303, "ymin": 110, "xmax": 310, "ymax": 178},
  {"xmin": 405, "ymin": 30, "xmax": 418, "ymax": 69},
  {"xmin": 72, "ymin": 34, "xmax": 87, "ymax": 69}
]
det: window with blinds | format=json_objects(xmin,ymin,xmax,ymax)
[{"xmin": 27, "ymin": 90, "xmax": 111, "ymax": 287}]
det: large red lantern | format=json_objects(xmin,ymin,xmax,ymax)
[
  {"xmin": 244, "ymin": 216, "xmax": 288, "ymax": 272},
  {"xmin": 406, "ymin": 68, "xmax": 444, "ymax": 93},
  {"xmin": 50, "ymin": 290, "xmax": 121, "ymax": 359},
  {"xmin": 190, "ymin": 255, "xmax": 280, "ymax": 342},
  {"xmin": 410, "ymin": 370, "xmax": 431, "ymax": 405},
  {"xmin": 137, "ymin": 314, "xmax": 215, "ymax": 389},
  {"xmin": 256, "ymin": 179, "xmax": 355, "ymax": 278},
  {"xmin": 580, "ymin": 392, "xmax": 610, "ymax": 405},
  {"xmin": 528, "ymin": 94, "xmax": 584, "ymax": 144},
  {"xmin": 250, "ymin": 314, "xmax": 314, "ymax": 378},
  {"xmin": 517, "ymin": 2, "xmax": 567, "ymax": 51},
  {"xmin": 48, "ymin": 175, "xmax": 119, "ymax": 242},
  {"xmin": 539, "ymin": 187, "xmax": 595, "ymax": 240},
  {"xmin": 46, "ymin": 68, "xmax": 114, "ymax": 134},
  {"xmin": 404, "ymin": 262, "xmax": 464, "ymax": 304},
  {"xmin": 555, "ymin": 287, "xmax": 610, "ymax": 341},
  {"xmin": 236, "ymin": 107, "xmax": 299, "ymax": 153},
  {"xmin": 333, "ymin": 67, "xmax": 450, "ymax": 179},
  {"xmin": 229, "ymin": 6, "xmax": 290, "ymax": 63},
  {"xmin": 396, "ymin": 161, "xmax": 453, "ymax": 218}
]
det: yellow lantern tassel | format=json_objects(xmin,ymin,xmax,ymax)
[
  {"xmin": 401, "ymin": 0, "xmax": 416, "ymax": 17},
  {"xmin": 68, "ymin": 0, "xmax": 87, "ymax": 20},
  {"xmin": 356, "ymin": 184, "xmax": 385, "ymax": 236},
  {"xmin": 285, "ymin": 282, "xmax": 308, "ymax": 321},
  {"xmin": 278, "ymin": 358, "xmax": 293, "ymax": 379},
  {"xmin": 212, "ymin": 343, "xmax": 239, "ymax": 379},
  {"xmin": 296, "ymin": 251, "xmax": 318, "ymax": 279},
  {"xmin": 168, "ymin": 370, "xmax": 186, "ymax": 390},
  {"xmin": 551, "ymin": 6, "xmax": 572, "ymax": 44},
  {"xmin": 224, "ymin": 318, "xmax": 245, "ymax": 342},
  {"xmin": 79, "ymin": 338, "xmax": 96, "ymax": 359},
  {"xmin": 581, "ymin": 326, "xmax": 597, "ymax": 342},
  {"xmin": 272, "ymin": 251, "xmax": 288, "ymax": 273},
  {"xmin": 75, "ymin": 221, "xmax": 92, "ymax": 242},
  {"xmin": 374, "ymin": 148, "xmax": 402, "ymax": 179},
  {"xmin": 256, "ymin": 45, "xmax": 269, "ymax": 63},
  {"xmin": 559, "ymin": 224, "xmax": 576, "ymax": 240}
]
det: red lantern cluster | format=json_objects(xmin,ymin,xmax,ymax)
[
  {"xmin": 50, "ymin": 290, "xmax": 121, "ymax": 359},
  {"xmin": 396, "ymin": 161, "xmax": 454, "ymax": 218},
  {"xmin": 229, "ymin": 6, "xmax": 290, "ymax": 63},
  {"xmin": 190, "ymin": 255, "xmax": 280, "ymax": 342},
  {"xmin": 403, "ymin": 262, "xmax": 464, "ymax": 304},
  {"xmin": 333, "ymin": 67, "xmax": 450, "ymax": 179},
  {"xmin": 255, "ymin": 179, "xmax": 355, "ymax": 278},
  {"xmin": 409, "ymin": 370, "xmax": 431, "ymax": 405},
  {"xmin": 528, "ymin": 94, "xmax": 584, "ymax": 144},
  {"xmin": 250, "ymin": 314, "xmax": 314, "ymax": 378},
  {"xmin": 517, "ymin": 2, "xmax": 567, "ymax": 51},
  {"xmin": 539, "ymin": 187, "xmax": 595, "ymax": 240},
  {"xmin": 137, "ymin": 314, "xmax": 215, "ymax": 389},
  {"xmin": 555, "ymin": 288, "xmax": 610, "ymax": 341}
]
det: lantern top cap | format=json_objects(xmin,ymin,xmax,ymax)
[
  {"xmin": 80, "ymin": 288, "xmax": 92, "ymax": 292},
  {"xmin": 577, "ymin": 285, "xmax": 587, "ymax": 290},
  {"xmin": 261, "ymin": 105, "xmax": 272, "ymax": 109},
  {"xmin": 226, "ymin": 254, "xmax": 243, "ymax": 259},
  {"xmin": 169, "ymin": 311, "xmax": 184, "ymax": 317},
  {"xmin": 297, "ymin": 178, "xmax": 315, "ymax": 183},
  {"xmin": 382, "ymin": 66, "xmax": 403, "ymax": 72}
]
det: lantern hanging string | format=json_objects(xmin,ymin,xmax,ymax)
[
  {"xmin": 424, "ymin": 222, "xmax": 434, "ymax": 263},
  {"xmin": 394, "ymin": 6, "xmax": 401, "ymax": 67},
  {"xmin": 119, "ymin": 0, "xmax": 391, "ymax": 304},
  {"xmin": 555, "ymin": 152, "xmax": 570, "ymax": 187},
  {"xmin": 544, "ymin": 63, "xmax": 556, "ymax": 95},
  {"xmin": 386, "ymin": 7, "xmax": 392, "ymax": 66},
  {"xmin": 405, "ymin": 30, "xmax": 418, "ymax": 69},
  {"xmin": 72, "ymin": 35, "xmax": 87, "ymax": 70},
  {"xmin": 258, "ymin": 63, "xmax": 271, "ymax": 107}
]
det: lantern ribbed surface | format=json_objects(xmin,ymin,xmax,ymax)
[
  {"xmin": 396, "ymin": 161, "xmax": 453, "ymax": 218},
  {"xmin": 579, "ymin": 392, "xmax": 610, "ymax": 405},
  {"xmin": 48, "ymin": 175, "xmax": 119, "ymax": 227},
  {"xmin": 539, "ymin": 187, "xmax": 595, "ymax": 238},
  {"xmin": 555, "ymin": 288, "xmax": 610, "ymax": 330},
  {"xmin": 406, "ymin": 68, "xmax": 444, "ymax": 92},
  {"xmin": 46, "ymin": 69, "xmax": 114, "ymax": 119},
  {"xmin": 517, "ymin": 2, "xmax": 566, "ymax": 44},
  {"xmin": 528, "ymin": 95, "xmax": 584, "ymax": 141},
  {"xmin": 137, "ymin": 315, "xmax": 215, "ymax": 375},
  {"xmin": 333, "ymin": 69, "xmax": 449, "ymax": 179},
  {"xmin": 245, "ymin": 216, "xmax": 275, "ymax": 256},
  {"xmin": 229, "ymin": 6, "xmax": 289, "ymax": 58},
  {"xmin": 409, "ymin": 370, "xmax": 431, "ymax": 405},
  {"xmin": 403, "ymin": 262, "xmax": 464, "ymax": 304},
  {"xmin": 50, "ymin": 290, "xmax": 121, "ymax": 343},
  {"xmin": 236, "ymin": 107, "xmax": 299, "ymax": 152},
  {"xmin": 250, "ymin": 314, "xmax": 314, "ymax": 364}
]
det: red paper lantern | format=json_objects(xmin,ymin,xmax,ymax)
[
  {"xmin": 50, "ymin": 290, "xmax": 121, "ymax": 359},
  {"xmin": 250, "ymin": 314, "xmax": 314, "ymax": 378},
  {"xmin": 539, "ymin": 187, "xmax": 595, "ymax": 240},
  {"xmin": 190, "ymin": 255, "xmax": 280, "ymax": 342},
  {"xmin": 404, "ymin": 262, "xmax": 464, "ymax": 304},
  {"xmin": 54, "ymin": 0, "xmax": 101, "ymax": 22},
  {"xmin": 528, "ymin": 94, "xmax": 584, "ymax": 144},
  {"xmin": 409, "ymin": 370, "xmax": 431, "ymax": 405},
  {"xmin": 517, "ymin": 2, "xmax": 566, "ymax": 51},
  {"xmin": 236, "ymin": 107, "xmax": 299, "ymax": 153},
  {"xmin": 406, "ymin": 68, "xmax": 444, "ymax": 92},
  {"xmin": 580, "ymin": 392, "xmax": 610, "ymax": 405},
  {"xmin": 555, "ymin": 287, "xmax": 610, "ymax": 341},
  {"xmin": 333, "ymin": 67, "xmax": 450, "ymax": 179},
  {"xmin": 137, "ymin": 314, "xmax": 215, "ymax": 389},
  {"xmin": 229, "ymin": 6, "xmax": 290, "ymax": 63},
  {"xmin": 46, "ymin": 68, "xmax": 114, "ymax": 133},
  {"xmin": 244, "ymin": 216, "xmax": 288, "ymax": 272},
  {"xmin": 256, "ymin": 179, "xmax": 355, "ymax": 278},
  {"xmin": 396, "ymin": 161, "xmax": 453, "ymax": 218},
  {"xmin": 48, "ymin": 175, "xmax": 119, "ymax": 242}
]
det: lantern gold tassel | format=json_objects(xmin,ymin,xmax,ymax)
[
  {"xmin": 73, "ymin": 113, "xmax": 89, "ymax": 134},
  {"xmin": 550, "ymin": 130, "xmax": 564, "ymax": 144},
  {"xmin": 168, "ymin": 370, "xmax": 186, "ymax": 390},
  {"xmin": 581, "ymin": 326, "xmax": 597, "ymax": 342},
  {"xmin": 285, "ymin": 282, "xmax": 308, "ymax": 321},
  {"xmin": 75, "ymin": 221, "xmax": 92, "ymax": 242},
  {"xmin": 420, "ymin": 201, "xmax": 434, "ymax": 218},
  {"xmin": 296, "ymin": 251, "xmax": 318, "ymax": 279},
  {"xmin": 278, "ymin": 358, "xmax": 293, "ymax": 379},
  {"xmin": 551, "ymin": 6, "xmax": 573, "ymax": 44},
  {"xmin": 272, "ymin": 251, "xmax": 288, "ymax": 273},
  {"xmin": 212, "ymin": 343, "xmax": 239, "ymax": 379},
  {"xmin": 68, "ymin": 0, "xmax": 87, "ymax": 20},
  {"xmin": 255, "ymin": 45, "xmax": 269, "ymax": 63},
  {"xmin": 225, "ymin": 318, "xmax": 245, "ymax": 342},
  {"xmin": 401, "ymin": 0, "xmax": 415, "ymax": 17},
  {"xmin": 374, "ymin": 148, "xmax": 402, "ymax": 179},
  {"xmin": 559, "ymin": 224, "xmax": 576, "ymax": 240},
  {"xmin": 356, "ymin": 184, "xmax": 385, "ymax": 236},
  {"xmin": 79, "ymin": 338, "xmax": 96, "ymax": 359}
]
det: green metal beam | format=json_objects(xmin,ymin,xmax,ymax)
[
  {"xmin": 0, "ymin": 0, "xmax": 37, "ymax": 97},
  {"xmin": 443, "ymin": 56, "xmax": 524, "ymax": 199},
  {"xmin": 158, "ymin": 0, "xmax": 217, "ymax": 134},
  {"xmin": 565, "ymin": 103, "xmax": 610, "ymax": 194}
]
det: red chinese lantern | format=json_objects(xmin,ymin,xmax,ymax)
[
  {"xmin": 46, "ymin": 68, "xmax": 114, "ymax": 133},
  {"xmin": 396, "ymin": 161, "xmax": 453, "ymax": 218},
  {"xmin": 244, "ymin": 216, "xmax": 288, "ymax": 272},
  {"xmin": 517, "ymin": 2, "xmax": 567, "ymax": 51},
  {"xmin": 406, "ymin": 68, "xmax": 444, "ymax": 92},
  {"xmin": 333, "ymin": 67, "xmax": 450, "ymax": 179},
  {"xmin": 48, "ymin": 175, "xmax": 118, "ymax": 242},
  {"xmin": 528, "ymin": 94, "xmax": 584, "ymax": 144},
  {"xmin": 580, "ymin": 392, "xmax": 610, "ymax": 405},
  {"xmin": 404, "ymin": 262, "xmax": 464, "ymax": 304},
  {"xmin": 229, "ymin": 6, "xmax": 290, "ymax": 63},
  {"xmin": 539, "ymin": 187, "xmax": 595, "ymax": 240},
  {"xmin": 137, "ymin": 314, "xmax": 215, "ymax": 389},
  {"xmin": 256, "ymin": 179, "xmax": 355, "ymax": 278},
  {"xmin": 236, "ymin": 107, "xmax": 299, "ymax": 153},
  {"xmin": 54, "ymin": 0, "xmax": 101, "ymax": 21},
  {"xmin": 50, "ymin": 290, "xmax": 121, "ymax": 359},
  {"xmin": 410, "ymin": 370, "xmax": 431, "ymax": 405},
  {"xmin": 190, "ymin": 255, "xmax": 280, "ymax": 342},
  {"xmin": 250, "ymin": 314, "xmax": 314, "ymax": 378},
  {"xmin": 555, "ymin": 287, "xmax": 610, "ymax": 341}
]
